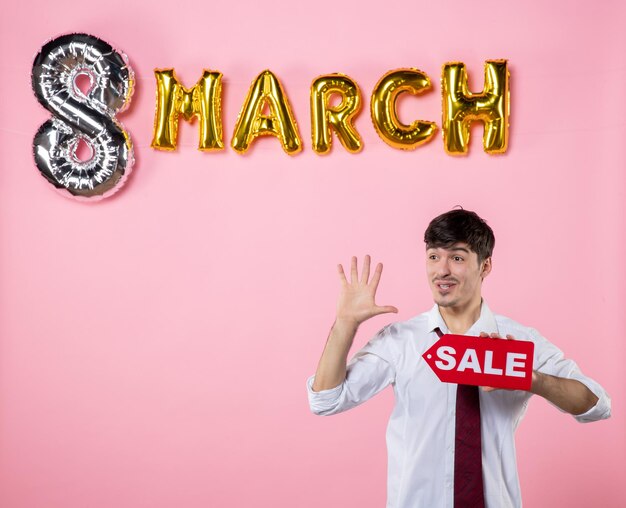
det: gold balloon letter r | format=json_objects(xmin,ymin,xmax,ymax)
[{"xmin": 310, "ymin": 74, "xmax": 362, "ymax": 154}]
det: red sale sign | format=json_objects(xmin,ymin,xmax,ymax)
[{"xmin": 422, "ymin": 334, "xmax": 535, "ymax": 390}]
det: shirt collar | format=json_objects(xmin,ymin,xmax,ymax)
[{"xmin": 427, "ymin": 300, "xmax": 498, "ymax": 336}]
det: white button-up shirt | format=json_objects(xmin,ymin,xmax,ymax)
[{"xmin": 307, "ymin": 302, "xmax": 611, "ymax": 508}]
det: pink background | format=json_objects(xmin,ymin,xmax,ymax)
[{"xmin": 1, "ymin": 1, "xmax": 624, "ymax": 506}]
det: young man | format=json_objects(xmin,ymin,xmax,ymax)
[{"xmin": 307, "ymin": 209, "xmax": 611, "ymax": 508}]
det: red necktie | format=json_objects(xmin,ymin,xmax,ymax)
[
  {"xmin": 435, "ymin": 328, "xmax": 485, "ymax": 507},
  {"xmin": 454, "ymin": 383, "xmax": 485, "ymax": 507}
]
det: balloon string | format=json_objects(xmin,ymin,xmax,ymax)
[{"xmin": 6, "ymin": 124, "xmax": 624, "ymax": 140}]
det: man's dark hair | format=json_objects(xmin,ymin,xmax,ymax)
[{"xmin": 424, "ymin": 209, "xmax": 495, "ymax": 263}]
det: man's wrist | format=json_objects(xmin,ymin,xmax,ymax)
[
  {"xmin": 327, "ymin": 317, "xmax": 360, "ymax": 349},
  {"xmin": 334, "ymin": 316, "xmax": 360, "ymax": 332},
  {"xmin": 530, "ymin": 370, "xmax": 544, "ymax": 394}
]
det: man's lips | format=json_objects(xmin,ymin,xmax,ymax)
[{"xmin": 434, "ymin": 280, "xmax": 458, "ymax": 292}]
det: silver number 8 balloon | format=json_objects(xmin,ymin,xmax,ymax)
[{"xmin": 32, "ymin": 33, "xmax": 134, "ymax": 200}]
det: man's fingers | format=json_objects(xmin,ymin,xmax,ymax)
[
  {"xmin": 375, "ymin": 305, "xmax": 399, "ymax": 315},
  {"xmin": 361, "ymin": 254, "xmax": 371, "ymax": 284},
  {"xmin": 341, "ymin": 255, "xmax": 386, "ymax": 289},
  {"xmin": 480, "ymin": 332, "xmax": 517, "ymax": 340},
  {"xmin": 370, "ymin": 262, "xmax": 383, "ymax": 291},
  {"xmin": 481, "ymin": 332, "xmax": 513, "ymax": 341},
  {"xmin": 337, "ymin": 263, "xmax": 347, "ymax": 284},
  {"xmin": 350, "ymin": 256, "xmax": 358, "ymax": 284}
]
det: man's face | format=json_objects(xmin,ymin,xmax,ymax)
[{"xmin": 426, "ymin": 242, "xmax": 491, "ymax": 310}]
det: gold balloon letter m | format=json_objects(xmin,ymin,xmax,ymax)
[
  {"xmin": 442, "ymin": 60, "xmax": 510, "ymax": 155},
  {"xmin": 151, "ymin": 69, "xmax": 224, "ymax": 151}
]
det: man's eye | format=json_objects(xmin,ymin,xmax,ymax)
[
  {"xmin": 429, "ymin": 255, "xmax": 437, "ymax": 260},
  {"xmin": 453, "ymin": 256, "xmax": 463, "ymax": 262}
]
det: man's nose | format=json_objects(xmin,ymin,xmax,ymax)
[{"xmin": 435, "ymin": 258, "xmax": 451, "ymax": 277}]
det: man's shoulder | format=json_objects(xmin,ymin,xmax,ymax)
[
  {"xmin": 491, "ymin": 311, "xmax": 542, "ymax": 340},
  {"xmin": 360, "ymin": 311, "xmax": 432, "ymax": 359},
  {"xmin": 364, "ymin": 311, "xmax": 431, "ymax": 344},
  {"xmin": 386, "ymin": 310, "xmax": 432, "ymax": 336},
  {"xmin": 369, "ymin": 311, "xmax": 434, "ymax": 349}
]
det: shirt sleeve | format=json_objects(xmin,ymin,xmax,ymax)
[
  {"xmin": 531, "ymin": 329, "xmax": 611, "ymax": 423},
  {"xmin": 307, "ymin": 325, "xmax": 396, "ymax": 416}
]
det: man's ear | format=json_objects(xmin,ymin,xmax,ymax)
[{"xmin": 481, "ymin": 257, "xmax": 492, "ymax": 279}]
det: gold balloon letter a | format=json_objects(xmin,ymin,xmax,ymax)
[
  {"xmin": 151, "ymin": 69, "xmax": 224, "ymax": 151},
  {"xmin": 370, "ymin": 69, "xmax": 437, "ymax": 150},
  {"xmin": 310, "ymin": 74, "xmax": 362, "ymax": 154},
  {"xmin": 232, "ymin": 70, "xmax": 302, "ymax": 155},
  {"xmin": 442, "ymin": 60, "xmax": 510, "ymax": 155}
]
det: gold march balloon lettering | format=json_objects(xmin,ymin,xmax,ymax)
[{"xmin": 151, "ymin": 61, "xmax": 510, "ymax": 156}]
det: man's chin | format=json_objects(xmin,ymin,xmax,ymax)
[{"xmin": 433, "ymin": 295, "xmax": 457, "ymax": 308}]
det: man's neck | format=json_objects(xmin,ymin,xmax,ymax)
[{"xmin": 438, "ymin": 298, "xmax": 483, "ymax": 335}]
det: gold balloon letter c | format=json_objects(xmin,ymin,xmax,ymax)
[{"xmin": 370, "ymin": 69, "xmax": 437, "ymax": 150}]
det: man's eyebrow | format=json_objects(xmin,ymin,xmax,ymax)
[{"xmin": 426, "ymin": 246, "xmax": 471, "ymax": 253}]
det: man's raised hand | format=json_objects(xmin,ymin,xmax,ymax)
[{"xmin": 336, "ymin": 255, "xmax": 398, "ymax": 327}]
